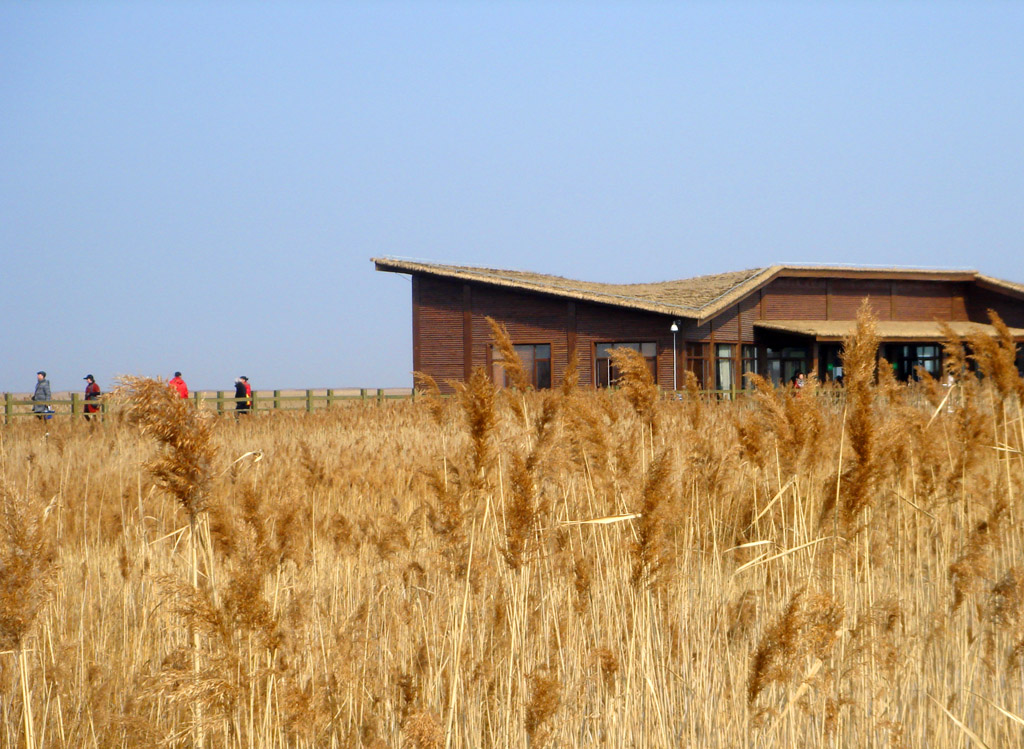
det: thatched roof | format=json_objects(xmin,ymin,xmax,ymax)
[
  {"xmin": 374, "ymin": 257, "xmax": 771, "ymax": 319},
  {"xmin": 755, "ymin": 320, "xmax": 1024, "ymax": 342},
  {"xmin": 373, "ymin": 257, "xmax": 1002, "ymax": 323}
]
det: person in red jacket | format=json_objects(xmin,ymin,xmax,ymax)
[
  {"xmin": 83, "ymin": 374, "xmax": 101, "ymax": 420},
  {"xmin": 169, "ymin": 371, "xmax": 189, "ymax": 398}
]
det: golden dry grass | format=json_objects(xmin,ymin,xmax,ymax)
[{"xmin": 2, "ymin": 314, "xmax": 1024, "ymax": 747}]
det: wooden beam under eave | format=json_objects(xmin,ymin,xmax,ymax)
[
  {"xmin": 412, "ymin": 276, "xmax": 421, "ymax": 374},
  {"xmin": 566, "ymin": 301, "xmax": 577, "ymax": 386},
  {"xmin": 463, "ymin": 284, "xmax": 473, "ymax": 380}
]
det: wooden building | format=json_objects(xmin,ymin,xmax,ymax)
[{"xmin": 373, "ymin": 258, "xmax": 1024, "ymax": 391}]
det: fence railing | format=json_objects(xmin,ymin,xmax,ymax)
[
  {"xmin": 1, "ymin": 388, "xmax": 416, "ymax": 424},
  {"xmin": 2, "ymin": 384, "xmax": 855, "ymax": 424}
]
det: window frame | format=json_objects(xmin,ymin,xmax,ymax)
[
  {"xmin": 489, "ymin": 342, "xmax": 553, "ymax": 390},
  {"xmin": 741, "ymin": 344, "xmax": 758, "ymax": 389},
  {"xmin": 686, "ymin": 342, "xmax": 710, "ymax": 389},
  {"xmin": 594, "ymin": 341, "xmax": 658, "ymax": 387}
]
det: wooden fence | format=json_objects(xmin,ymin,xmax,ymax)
[
  {"xmin": 1, "ymin": 388, "xmax": 416, "ymax": 424},
  {"xmin": 2, "ymin": 385, "xmax": 856, "ymax": 424}
]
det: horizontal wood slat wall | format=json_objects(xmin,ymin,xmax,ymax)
[
  {"xmin": 576, "ymin": 302, "xmax": 675, "ymax": 386},
  {"xmin": 713, "ymin": 305, "xmax": 740, "ymax": 341},
  {"xmin": 829, "ymin": 279, "xmax": 892, "ymax": 320},
  {"xmin": 740, "ymin": 294, "xmax": 760, "ymax": 341},
  {"xmin": 470, "ymin": 284, "xmax": 570, "ymax": 381},
  {"xmin": 409, "ymin": 273, "xmax": 1024, "ymax": 391},
  {"xmin": 969, "ymin": 286, "xmax": 1024, "ymax": 327},
  {"xmin": 761, "ymin": 278, "xmax": 828, "ymax": 320},
  {"xmin": 416, "ymin": 277, "xmax": 467, "ymax": 391},
  {"xmin": 891, "ymin": 281, "xmax": 957, "ymax": 321}
]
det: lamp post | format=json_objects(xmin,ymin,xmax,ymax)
[{"xmin": 670, "ymin": 320, "xmax": 680, "ymax": 392}]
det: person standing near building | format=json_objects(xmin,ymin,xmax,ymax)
[
  {"xmin": 234, "ymin": 377, "xmax": 249, "ymax": 415},
  {"xmin": 32, "ymin": 371, "xmax": 51, "ymax": 419},
  {"xmin": 169, "ymin": 371, "xmax": 188, "ymax": 399},
  {"xmin": 83, "ymin": 374, "xmax": 101, "ymax": 420}
]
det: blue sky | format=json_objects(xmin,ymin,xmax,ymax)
[{"xmin": 2, "ymin": 1, "xmax": 1022, "ymax": 392}]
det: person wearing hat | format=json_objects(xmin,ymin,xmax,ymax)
[
  {"xmin": 31, "ymin": 371, "xmax": 51, "ymax": 419},
  {"xmin": 169, "ymin": 371, "xmax": 189, "ymax": 399},
  {"xmin": 83, "ymin": 374, "xmax": 101, "ymax": 420},
  {"xmin": 234, "ymin": 376, "xmax": 250, "ymax": 415}
]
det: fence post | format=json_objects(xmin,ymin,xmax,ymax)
[
  {"xmin": 193, "ymin": 392, "xmax": 201, "ymax": 409},
  {"xmin": 326, "ymin": 389, "xmax": 334, "ymax": 408},
  {"xmin": 411, "ymin": 387, "xmax": 416, "ymax": 403},
  {"xmin": 216, "ymin": 391, "xmax": 224, "ymax": 415},
  {"xmin": 71, "ymin": 392, "xmax": 80, "ymax": 417},
  {"xmin": 377, "ymin": 388, "xmax": 384, "ymax": 406},
  {"xmin": 306, "ymin": 390, "xmax": 313, "ymax": 412},
  {"xmin": 273, "ymin": 390, "xmax": 280, "ymax": 410},
  {"xmin": 5, "ymin": 392, "xmax": 12, "ymax": 425},
  {"xmin": 360, "ymin": 388, "xmax": 366, "ymax": 402}
]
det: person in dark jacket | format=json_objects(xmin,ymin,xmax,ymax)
[
  {"xmin": 32, "ymin": 371, "xmax": 51, "ymax": 419},
  {"xmin": 234, "ymin": 377, "xmax": 250, "ymax": 415},
  {"xmin": 84, "ymin": 374, "xmax": 101, "ymax": 420}
]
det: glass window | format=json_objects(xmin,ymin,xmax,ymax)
[
  {"xmin": 766, "ymin": 346, "xmax": 809, "ymax": 386},
  {"xmin": 491, "ymin": 343, "xmax": 552, "ymax": 389},
  {"xmin": 741, "ymin": 345, "xmax": 758, "ymax": 389},
  {"xmin": 595, "ymin": 342, "xmax": 658, "ymax": 386},
  {"xmin": 883, "ymin": 343, "xmax": 943, "ymax": 381},
  {"xmin": 715, "ymin": 344, "xmax": 735, "ymax": 392},
  {"xmin": 686, "ymin": 342, "xmax": 709, "ymax": 388}
]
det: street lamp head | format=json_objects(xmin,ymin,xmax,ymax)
[{"xmin": 670, "ymin": 321, "xmax": 679, "ymax": 332}]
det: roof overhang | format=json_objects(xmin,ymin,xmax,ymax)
[
  {"xmin": 754, "ymin": 320, "xmax": 1024, "ymax": 343},
  {"xmin": 374, "ymin": 257, "xmax": 1024, "ymax": 325}
]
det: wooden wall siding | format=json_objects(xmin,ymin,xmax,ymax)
[
  {"xmin": 951, "ymin": 284, "xmax": 968, "ymax": 321},
  {"xmin": 710, "ymin": 304, "xmax": 740, "ymax": 342},
  {"xmin": 575, "ymin": 302, "xmax": 675, "ymax": 386},
  {"xmin": 739, "ymin": 293, "xmax": 760, "ymax": 341},
  {"xmin": 761, "ymin": 278, "xmax": 828, "ymax": 320},
  {"xmin": 891, "ymin": 281, "xmax": 956, "ymax": 322},
  {"xmin": 967, "ymin": 286, "xmax": 1024, "ymax": 328},
  {"xmin": 409, "ymin": 275, "xmax": 1024, "ymax": 392},
  {"xmin": 685, "ymin": 319, "xmax": 712, "ymax": 343},
  {"xmin": 416, "ymin": 276, "xmax": 467, "ymax": 391},
  {"xmin": 469, "ymin": 285, "xmax": 570, "ymax": 380},
  {"xmin": 828, "ymin": 279, "xmax": 892, "ymax": 320}
]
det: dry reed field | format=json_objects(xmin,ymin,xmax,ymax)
[{"xmin": 3, "ymin": 306, "xmax": 1024, "ymax": 748}]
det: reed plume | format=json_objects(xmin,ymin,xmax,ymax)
[
  {"xmin": 561, "ymin": 349, "xmax": 579, "ymax": 398},
  {"xmin": 950, "ymin": 504, "xmax": 1006, "ymax": 613},
  {"xmin": 414, "ymin": 371, "xmax": 448, "ymax": 427},
  {"xmin": 503, "ymin": 453, "xmax": 535, "ymax": 571},
  {"xmin": 609, "ymin": 347, "xmax": 659, "ymax": 433},
  {"xmin": 0, "ymin": 484, "xmax": 57, "ymax": 749},
  {"xmin": 968, "ymin": 310, "xmax": 1020, "ymax": 400},
  {"xmin": 630, "ymin": 450, "xmax": 672, "ymax": 589},
  {"xmin": 117, "ymin": 375, "xmax": 217, "ymax": 526},
  {"xmin": 0, "ymin": 484, "xmax": 56, "ymax": 650},
  {"xmin": 747, "ymin": 587, "xmax": 843, "ymax": 707},
  {"xmin": 486, "ymin": 317, "xmax": 529, "ymax": 393},
  {"xmin": 839, "ymin": 299, "xmax": 880, "ymax": 532},
  {"xmin": 451, "ymin": 367, "xmax": 498, "ymax": 489},
  {"xmin": 524, "ymin": 669, "xmax": 561, "ymax": 748}
]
